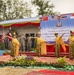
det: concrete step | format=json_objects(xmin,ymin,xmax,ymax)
[{"xmin": 19, "ymin": 52, "xmax": 69, "ymax": 57}]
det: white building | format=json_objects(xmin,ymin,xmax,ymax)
[{"xmin": 0, "ymin": 17, "xmax": 40, "ymax": 36}]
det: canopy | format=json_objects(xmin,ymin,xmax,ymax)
[{"xmin": 0, "ymin": 17, "xmax": 40, "ymax": 28}]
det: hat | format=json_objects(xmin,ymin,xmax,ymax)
[
  {"xmin": 12, "ymin": 34, "xmax": 16, "ymax": 37},
  {"xmin": 72, "ymin": 30, "xmax": 74, "ymax": 35},
  {"xmin": 72, "ymin": 32, "xmax": 74, "ymax": 35},
  {"xmin": 70, "ymin": 31, "xmax": 72, "ymax": 33},
  {"xmin": 37, "ymin": 32, "xmax": 41, "ymax": 34},
  {"xmin": 54, "ymin": 32, "xmax": 58, "ymax": 35}
]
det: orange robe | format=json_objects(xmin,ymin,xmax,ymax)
[
  {"xmin": 37, "ymin": 37, "xmax": 46, "ymax": 55},
  {"xmin": 56, "ymin": 36, "xmax": 66, "ymax": 52},
  {"xmin": 11, "ymin": 38, "xmax": 20, "ymax": 57},
  {"xmin": 41, "ymin": 42, "xmax": 46, "ymax": 55},
  {"xmin": 68, "ymin": 36, "xmax": 73, "ymax": 44},
  {"xmin": 68, "ymin": 36, "xmax": 74, "ymax": 59}
]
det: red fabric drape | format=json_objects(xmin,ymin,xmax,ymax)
[
  {"xmin": 0, "ymin": 22, "xmax": 40, "ymax": 28},
  {"xmin": 46, "ymin": 45, "xmax": 69, "ymax": 52}
]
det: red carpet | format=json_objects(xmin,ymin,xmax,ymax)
[
  {"xmin": 39, "ymin": 70, "xmax": 74, "ymax": 75},
  {"xmin": 20, "ymin": 52, "xmax": 69, "ymax": 57},
  {"xmin": 0, "ymin": 55, "xmax": 13, "ymax": 62},
  {"xmin": 23, "ymin": 71, "xmax": 46, "ymax": 75},
  {"xmin": 23, "ymin": 70, "xmax": 74, "ymax": 75}
]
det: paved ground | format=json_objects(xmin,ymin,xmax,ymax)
[
  {"xmin": 0, "ymin": 67, "xmax": 74, "ymax": 75},
  {"xmin": 0, "ymin": 67, "xmax": 42, "ymax": 75}
]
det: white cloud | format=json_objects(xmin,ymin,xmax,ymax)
[{"xmin": 51, "ymin": 0, "xmax": 74, "ymax": 14}]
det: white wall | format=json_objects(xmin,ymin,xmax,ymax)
[
  {"xmin": 0, "ymin": 26, "xmax": 39, "ymax": 36},
  {"xmin": 0, "ymin": 28, "xmax": 9, "ymax": 35}
]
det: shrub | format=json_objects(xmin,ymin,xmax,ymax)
[
  {"xmin": 50, "ymin": 56, "xmax": 69, "ymax": 68},
  {"xmin": 5, "ymin": 56, "xmax": 35, "ymax": 66},
  {"xmin": 57, "ymin": 56, "xmax": 69, "ymax": 67},
  {"xmin": 1, "ymin": 56, "xmax": 74, "ymax": 71},
  {"xmin": 25, "ymin": 56, "xmax": 34, "ymax": 61},
  {"xmin": 0, "ymin": 61, "xmax": 4, "ymax": 66}
]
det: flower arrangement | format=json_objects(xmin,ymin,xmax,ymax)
[
  {"xmin": 25, "ymin": 56, "xmax": 34, "ymax": 61},
  {"xmin": 0, "ymin": 56, "xmax": 74, "ymax": 71},
  {"xmin": 49, "ymin": 56, "xmax": 70, "ymax": 69}
]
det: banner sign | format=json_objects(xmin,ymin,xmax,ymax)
[{"xmin": 40, "ymin": 14, "xmax": 74, "ymax": 42}]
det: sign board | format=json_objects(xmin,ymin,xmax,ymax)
[{"xmin": 40, "ymin": 14, "xmax": 74, "ymax": 42}]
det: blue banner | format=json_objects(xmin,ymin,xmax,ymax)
[{"xmin": 40, "ymin": 14, "xmax": 74, "ymax": 43}]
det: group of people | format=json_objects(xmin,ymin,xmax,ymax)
[
  {"xmin": 0, "ymin": 30, "xmax": 74, "ymax": 60},
  {"xmin": 54, "ymin": 30, "xmax": 74, "ymax": 60},
  {"xmin": 10, "ymin": 32, "xmax": 46, "ymax": 57},
  {"xmin": 0, "ymin": 33, "xmax": 20, "ymax": 57},
  {"xmin": 0, "ymin": 32, "xmax": 36, "ymax": 51},
  {"xmin": 18, "ymin": 34, "xmax": 36, "ymax": 52},
  {"xmin": 35, "ymin": 30, "xmax": 74, "ymax": 60},
  {"xmin": 0, "ymin": 31, "xmax": 37, "ymax": 57}
]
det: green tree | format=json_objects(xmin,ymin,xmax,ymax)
[
  {"xmin": 0, "ymin": 0, "xmax": 32, "ymax": 21},
  {"xmin": 31, "ymin": 0, "xmax": 56, "ymax": 16}
]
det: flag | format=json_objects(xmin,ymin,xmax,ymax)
[
  {"xmin": 70, "ymin": 13, "xmax": 74, "ymax": 19},
  {"xmin": 61, "ymin": 15, "xmax": 67, "ymax": 19},
  {"xmin": 2, "ymin": 30, "xmax": 5, "ymax": 43},
  {"xmin": 61, "ymin": 14, "xmax": 67, "ymax": 20},
  {"xmin": 52, "ymin": 15, "xmax": 57, "ymax": 20},
  {"xmin": 8, "ymin": 33, "xmax": 12, "ymax": 42},
  {"xmin": 8, "ymin": 28, "xmax": 12, "ymax": 41},
  {"xmin": 42, "ymin": 16, "xmax": 48, "ymax": 21}
]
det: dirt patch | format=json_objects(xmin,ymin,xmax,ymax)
[{"xmin": 0, "ymin": 67, "xmax": 42, "ymax": 75}]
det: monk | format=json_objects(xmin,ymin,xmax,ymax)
[
  {"xmin": 7, "ymin": 34, "xmax": 20, "ymax": 57},
  {"xmin": 54, "ymin": 33, "xmax": 66, "ymax": 57},
  {"xmin": 36, "ymin": 32, "xmax": 46, "ymax": 57},
  {"xmin": 68, "ymin": 31, "xmax": 74, "ymax": 60}
]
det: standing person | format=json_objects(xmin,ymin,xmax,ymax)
[
  {"xmin": 27, "ymin": 34, "xmax": 32, "ymax": 51},
  {"xmin": 31, "ymin": 35, "xmax": 35, "ymax": 49},
  {"xmin": 20, "ymin": 34, "xmax": 25, "ymax": 52},
  {"xmin": 0, "ymin": 34, "xmax": 5, "ymax": 50},
  {"xmin": 1, "ymin": 31, "xmax": 5, "ymax": 50},
  {"xmin": 36, "ymin": 32, "xmax": 46, "ymax": 57},
  {"xmin": 4, "ymin": 34, "xmax": 8, "ymax": 49},
  {"xmin": 17, "ymin": 35, "xmax": 21, "ymax": 51},
  {"xmin": 7, "ymin": 31, "xmax": 12, "ymax": 50},
  {"xmin": 8, "ymin": 34, "xmax": 20, "ymax": 57},
  {"xmin": 25, "ymin": 34, "xmax": 29, "ymax": 51},
  {"xmin": 54, "ymin": 32, "xmax": 66, "ymax": 58},
  {"xmin": 68, "ymin": 31, "xmax": 74, "ymax": 60},
  {"xmin": 17, "ymin": 35, "xmax": 21, "ymax": 43},
  {"xmin": 0, "ymin": 35, "xmax": 2, "ymax": 49}
]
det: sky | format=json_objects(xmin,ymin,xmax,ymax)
[{"xmin": 24, "ymin": 0, "xmax": 74, "ymax": 17}]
